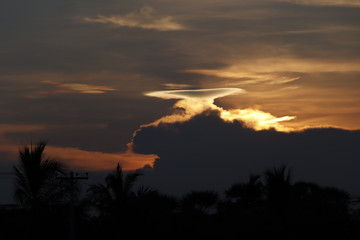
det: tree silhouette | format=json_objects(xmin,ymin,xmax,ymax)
[
  {"xmin": 226, "ymin": 174, "xmax": 263, "ymax": 206},
  {"xmin": 87, "ymin": 163, "xmax": 142, "ymax": 215},
  {"xmin": 7, "ymin": 146, "xmax": 360, "ymax": 240},
  {"xmin": 85, "ymin": 163, "xmax": 145, "ymax": 239},
  {"xmin": 181, "ymin": 190, "xmax": 219, "ymax": 215},
  {"xmin": 177, "ymin": 190, "xmax": 220, "ymax": 239},
  {"xmin": 291, "ymin": 181, "xmax": 350, "ymax": 219},
  {"xmin": 11, "ymin": 141, "xmax": 70, "ymax": 240},
  {"xmin": 13, "ymin": 141, "xmax": 67, "ymax": 209},
  {"xmin": 263, "ymin": 165, "xmax": 292, "ymax": 213}
]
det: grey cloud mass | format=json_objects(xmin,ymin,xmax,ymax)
[{"xmin": 133, "ymin": 111, "xmax": 360, "ymax": 196}]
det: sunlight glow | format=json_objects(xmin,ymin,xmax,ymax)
[
  {"xmin": 145, "ymin": 88, "xmax": 245, "ymax": 99},
  {"xmin": 142, "ymin": 88, "xmax": 297, "ymax": 132},
  {"xmin": 220, "ymin": 108, "xmax": 296, "ymax": 131}
]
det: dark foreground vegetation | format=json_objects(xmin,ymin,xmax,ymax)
[{"xmin": 1, "ymin": 141, "xmax": 360, "ymax": 240}]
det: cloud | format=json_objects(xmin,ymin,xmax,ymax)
[
  {"xmin": 275, "ymin": 25, "xmax": 360, "ymax": 35},
  {"xmin": 220, "ymin": 108, "xmax": 296, "ymax": 131},
  {"xmin": 0, "ymin": 124, "xmax": 46, "ymax": 135},
  {"xmin": 161, "ymin": 83, "xmax": 194, "ymax": 89},
  {"xmin": 132, "ymin": 111, "xmax": 360, "ymax": 196},
  {"xmin": 0, "ymin": 143, "xmax": 156, "ymax": 171},
  {"xmin": 41, "ymin": 80, "xmax": 116, "ymax": 94},
  {"xmin": 0, "ymin": 123, "xmax": 156, "ymax": 171},
  {"xmin": 80, "ymin": 5, "xmax": 187, "ymax": 31},
  {"xmin": 0, "ymin": 124, "xmax": 48, "ymax": 144},
  {"xmin": 142, "ymin": 88, "xmax": 295, "ymax": 131},
  {"xmin": 183, "ymin": 69, "xmax": 301, "ymax": 85},
  {"xmin": 46, "ymin": 146, "xmax": 156, "ymax": 171},
  {"xmin": 278, "ymin": 0, "xmax": 360, "ymax": 7},
  {"xmin": 184, "ymin": 58, "xmax": 360, "ymax": 77},
  {"xmin": 124, "ymin": 85, "xmax": 359, "ymax": 196},
  {"xmin": 142, "ymin": 88, "xmax": 247, "ymax": 127},
  {"xmin": 145, "ymin": 88, "xmax": 245, "ymax": 100},
  {"xmin": 0, "ymin": 122, "xmax": 157, "ymax": 172}
]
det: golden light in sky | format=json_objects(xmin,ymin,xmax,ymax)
[
  {"xmin": 143, "ymin": 88, "xmax": 297, "ymax": 132},
  {"xmin": 144, "ymin": 88, "xmax": 245, "ymax": 99}
]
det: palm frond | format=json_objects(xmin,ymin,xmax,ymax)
[{"xmin": 124, "ymin": 171, "xmax": 143, "ymax": 195}]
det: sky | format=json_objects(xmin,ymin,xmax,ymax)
[{"xmin": 0, "ymin": 0, "xmax": 360, "ymax": 203}]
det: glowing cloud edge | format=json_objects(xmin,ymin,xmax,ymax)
[{"xmin": 144, "ymin": 88, "xmax": 246, "ymax": 100}]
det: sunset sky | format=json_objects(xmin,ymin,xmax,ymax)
[{"xmin": 1, "ymin": 0, "xmax": 360, "ymax": 202}]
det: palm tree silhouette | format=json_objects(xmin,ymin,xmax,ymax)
[
  {"xmin": 87, "ymin": 163, "xmax": 142, "ymax": 216},
  {"xmin": 12, "ymin": 141, "xmax": 70, "ymax": 240},
  {"xmin": 13, "ymin": 141, "xmax": 67, "ymax": 209},
  {"xmin": 181, "ymin": 190, "xmax": 219, "ymax": 215},
  {"xmin": 263, "ymin": 165, "xmax": 292, "ymax": 213},
  {"xmin": 85, "ymin": 163, "xmax": 144, "ymax": 239},
  {"xmin": 292, "ymin": 182, "xmax": 350, "ymax": 217},
  {"xmin": 225, "ymin": 174, "xmax": 263, "ymax": 206}
]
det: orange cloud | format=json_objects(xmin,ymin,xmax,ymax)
[
  {"xmin": 0, "ymin": 124, "xmax": 48, "ymax": 144},
  {"xmin": 46, "ymin": 146, "xmax": 156, "ymax": 171},
  {"xmin": 42, "ymin": 80, "xmax": 116, "ymax": 94},
  {"xmin": 0, "ymin": 143, "xmax": 156, "ymax": 171},
  {"xmin": 0, "ymin": 123, "xmax": 157, "ymax": 171}
]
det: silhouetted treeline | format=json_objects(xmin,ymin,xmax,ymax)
[{"xmin": 1, "ymin": 141, "xmax": 360, "ymax": 240}]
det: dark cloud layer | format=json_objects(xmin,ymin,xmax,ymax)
[{"xmin": 133, "ymin": 111, "xmax": 360, "ymax": 196}]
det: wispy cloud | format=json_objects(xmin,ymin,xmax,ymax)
[
  {"xmin": 0, "ymin": 124, "xmax": 47, "ymax": 143},
  {"xmin": 251, "ymin": 25, "xmax": 360, "ymax": 37},
  {"xmin": 81, "ymin": 5, "xmax": 186, "ymax": 31},
  {"xmin": 41, "ymin": 80, "xmax": 116, "ymax": 94},
  {"xmin": 183, "ymin": 58, "xmax": 360, "ymax": 85},
  {"xmin": 162, "ymin": 83, "xmax": 194, "ymax": 89},
  {"xmin": 278, "ymin": 0, "xmax": 360, "ymax": 7},
  {"xmin": 183, "ymin": 69, "xmax": 300, "ymax": 85},
  {"xmin": 145, "ymin": 88, "xmax": 245, "ymax": 100}
]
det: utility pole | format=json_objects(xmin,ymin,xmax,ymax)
[{"xmin": 57, "ymin": 171, "xmax": 88, "ymax": 240}]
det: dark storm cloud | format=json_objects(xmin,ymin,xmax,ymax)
[{"xmin": 133, "ymin": 111, "xmax": 360, "ymax": 196}]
